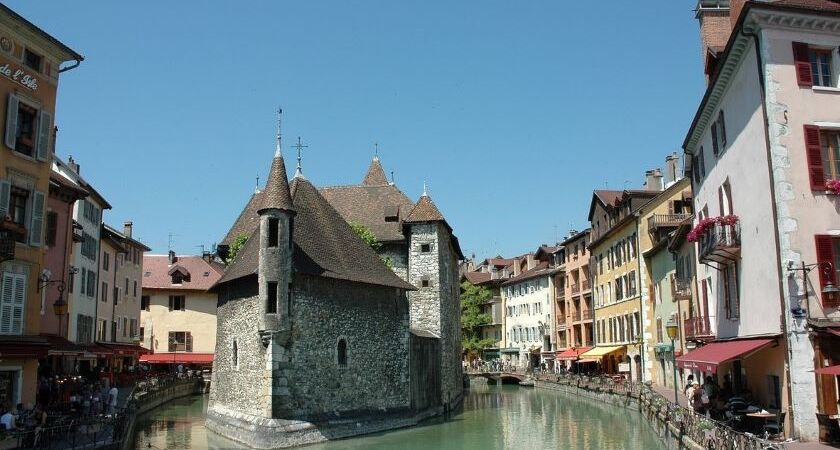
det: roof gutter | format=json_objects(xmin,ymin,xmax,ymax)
[{"xmin": 59, "ymin": 58, "xmax": 81, "ymax": 73}]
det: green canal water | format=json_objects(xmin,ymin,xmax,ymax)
[{"xmin": 133, "ymin": 383, "xmax": 664, "ymax": 449}]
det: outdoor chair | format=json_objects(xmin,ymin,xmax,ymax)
[
  {"xmin": 816, "ymin": 413, "xmax": 840, "ymax": 443},
  {"xmin": 763, "ymin": 411, "xmax": 785, "ymax": 439}
]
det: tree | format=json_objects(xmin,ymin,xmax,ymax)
[
  {"xmin": 226, "ymin": 234, "xmax": 249, "ymax": 265},
  {"xmin": 460, "ymin": 281, "xmax": 495, "ymax": 358}
]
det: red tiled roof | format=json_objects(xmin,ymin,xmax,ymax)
[
  {"xmin": 404, "ymin": 195, "xmax": 446, "ymax": 223},
  {"xmin": 463, "ymin": 272, "xmax": 491, "ymax": 285},
  {"xmin": 142, "ymin": 255, "xmax": 225, "ymax": 291},
  {"xmin": 140, "ymin": 353, "xmax": 214, "ymax": 364},
  {"xmin": 770, "ymin": 0, "xmax": 840, "ymax": 12},
  {"xmin": 501, "ymin": 261, "xmax": 559, "ymax": 286},
  {"xmin": 362, "ymin": 157, "xmax": 389, "ymax": 185}
]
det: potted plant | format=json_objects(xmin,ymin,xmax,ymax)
[{"xmin": 827, "ymin": 179, "xmax": 840, "ymax": 195}]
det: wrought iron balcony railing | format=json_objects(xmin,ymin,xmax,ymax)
[
  {"xmin": 684, "ymin": 315, "xmax": 714, "ymax": 341},
  {"xmin": 698, "ymin": 223, "xmax": 740, "ymax": 264}
]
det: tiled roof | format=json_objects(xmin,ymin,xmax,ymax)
[
  {"xmin": 259, "ymin": 153, "xmax": 294, "ymax": 213},
  {"xmin": 217, "ymin": 177, "xmax": 415, "ymax": 291},
  {"xmin": 501, "ymin": 261, "xmax": 559, "ymax": 286},
  {"xmin": 319, "ymin": 184, "xmax": 415, "ymax": 243},
  {"xmin": 220, "ymin": 192, "xmax": 262, "ymax": 247},
  {"xmin": 142, "ymin": 255, "xmax": 225, "ymax": 291},
  {"xmin": 770, "ymin": 0, "xmax": 840, "ymax": 12},
  {"xmin": 404, "ymin": 195, "xmax": 445, "ymax": 223},
  {"xmin": 362, "ymin": 157, "xmax": 389, "ymax": 185},
  {"xmin": 463, "ymin": 271, "xmax": 491, "ymax": 285}
]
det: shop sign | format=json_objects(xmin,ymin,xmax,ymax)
[
  {"xmin": 618, "ymin": 362, "xmax": 630, "ymax": 373},
  {"xmin": 0, "ymin": 63, "xmax": 37, "ymax": 91}
]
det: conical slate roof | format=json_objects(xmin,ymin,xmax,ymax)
[
  {"xmin": 403, "ymin": 194, "xmax": 445, "ymax": 223},
  {"xmin": 362, "ymin": 157, "xmax": 389, "ymax": 186},
  {"xmin": 258, "ymin": 153, "xmax": 294, "ymax": 214}
]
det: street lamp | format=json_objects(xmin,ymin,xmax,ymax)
[
  {"xmin": 788, "ymin": 261, "xmax": 839, "ymax": 317},
  {"xmin": 665, "ymin": 318, "xmax": 680, "ymax": 406}
]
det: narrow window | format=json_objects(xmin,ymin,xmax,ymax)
[
  {"xmin": 141, "ymin": 295, "xmax": 150, "ymax": 311},
  {"xmin": 821, "ymin": 130, "xmax": 840, "ymax": 180},
  {"xmin": 14, "ymin": 102, "xmax": 37, "ymax": 157},
  {"xmin": 267, "ymin": 281, "xmax": 278, "ymax": 314},
  {"xmin": 337, "ymin": 339, "xmax": 348, "ymax": 367},
  {"xmin": 233, "ymin": 340, "xmax": 239, "ymax": 368},
  {"xmin": 268, "ymin": 218, "xmax": 279, "ymax": 248},
  {"xmin": 809, "ymin": 48, "xmax": 833, "ymax": 87},
  {"xmin": 420, "ymin": 243, "xmax": 431, "ymax": 253},
  {"xmin": 45, "ymin": 211, "xmax": 57, "ymax": 247},
  {"xmin": 23, "ymin": 48, "xmax": 42, "ymax": 71}
]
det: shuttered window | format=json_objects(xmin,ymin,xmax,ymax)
[
  {"xmin": 815, "ymin": 235, "xmax": 840, "ymax": 309},
  {"xmin": 805, "ymin": 125, "xmax": 828, "ymax": 190},
  {"xmin": 0, "ymin": 272, "xmax": 25, "ymax": 335},
  {"xmin": 793, "ymin": 42, "xmax": 814, "ymax": 87}
]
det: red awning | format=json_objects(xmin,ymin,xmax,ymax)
[
  {"xmin": 41, "ymin": 335, "xmax": 86, "ymax": 356},
  {"xmin": 82, "ymin": 344, "xmax": 113, "ymax": 357},
  {"xmin": 816, "ymin": 365, "xmax": 840, "ymax": 376},
  {"xmin": 676, "ymin": 338, "xmax": 774, "ymax": 373},
  {"xmin": 98, "ymin": 342, "xmax": 150, "ymax": 356},
  {"xmin": 556, "ymin": 347, "xmax": 592, "ymax": 361},
  {"xmin": 139, "ymin": 353, "xmax": 214, "ymax": 364},
  {"xmin": 825, "ymin": 328, "xmax": 840, "ymax": 337},
  {"xmin": 0, "ymin": 336, "xmax": 50, "ymax": 358}
]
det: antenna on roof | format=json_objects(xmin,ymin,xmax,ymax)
[
  {"xmin": 197, "ymin": 244, "xmax": 206, "ymax": 254},
  {"xmin": 275, "ymin": 107, "xmax": 283, "ymax": 157},
  {"xmin": 167, "ymin": 232, "xmax": 176, "ymax": 252},
  {"xmin": 390, "ymin": 171, "xmax": 395, "ymax": 185},
  {"xmin": 422, "ymin": 180, "xmax": 428, "ymax": 197},
  {"xmin": 374, "ymin": 142, "xmax": 379, "ymax": 160},
  {"xmin": 255, "ymin": 175, "xmax": 260, "ymax": 193}
]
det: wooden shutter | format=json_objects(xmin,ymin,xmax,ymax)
[
  {"xmin": 815, "ymin": 235, "xmax": 838, "ymax": 308},
  {"xmin": 719, "ymin": 111, "xmax": 727, "ymax": 147},
  {"xmin": 4, "ymin": 94, "xmax": 17, "ymax": 150},
  {"xmin": 80, "ymin": 268, "xmax": 86, "ymax": 295},
  {"xmin": 29, "ymin": 191, "xmax": 44, "ymax": 247},
  {"xmin": 711, "ymin": 122, "xmax": 719, "ymax": 156},
  {"xmin": 0, "ymin": 179, "xmax": 9, "ymax": 218},
  {"xmin": 718, "ymin": 186, "xmax": 725, "ymax": 216},
  {"xmin": 168, "ymin": 296, "xmax": 173, "ymax": 311},
  {"xmin": 792, "ymin": 42, "xmax": 813, "ymax": 87},
  {"xmin": 804, "ymin": 125, "xmax": 826, "ymax": 190},
  {"xmin": 701, "ymin": 278, "xmax": 709, "ymax": 317},
  {"xmin": 186, "ymin": 332, "xmax": 193, "ymax": 352},
  {"xmin": 35, "ymin": 110, "xmax": 51, "ymax": 161},
  {"xmin": 0, "ymin": 273, "xmax": 24, "ymax": 335}
]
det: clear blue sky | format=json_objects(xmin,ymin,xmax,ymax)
[{"xmin": 9, "ymin": 1, "xmax": 706, "ymax": 258}]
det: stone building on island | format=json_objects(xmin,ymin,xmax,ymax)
[{"xmin": 207, "ymin": 128, "xmax": 463, "ymax": 448}]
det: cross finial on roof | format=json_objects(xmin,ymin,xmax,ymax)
[
  {"xmin": 374, "ymin": 142, "xmax": 379, "ymax": 160},
  {"xmin": 275, "ymin": 106, "xmax": 283, "ymax": 158},
  {"xmin": 293, "ymin": 136, "xmax": 308, "ymax": 179},
  {"xmin": 255, "ymin": 175, "xmax": 261, "ymax": 193},
  {"xmin": 422, "ymin": 180, "xmax": 428, "ymax": 197}
]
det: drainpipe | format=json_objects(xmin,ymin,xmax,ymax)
[
  {"xmin": 745, "ymin": 27, "xmax": 796, "ymax": 439},
  {"xmin": 58, "ymin": 59, "xmax": 81, "ymax": 73},
  {"xmin": 633, "ymin": 212, "xmax": 646, "ymax": 382}
]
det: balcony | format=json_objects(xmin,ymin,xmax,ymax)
[
  {"xmin": 556, "ymin": 288, "xmax": 566, "ymax": 301},
  {"xmin": 571, "ymin": 283, "xmax": 581, "ymax": 295},
  {"xmin": 581, "ymin": 309, "xmax": 593, "ymax": 321},
  {"xmin": 698, "ymin": 222, "xmax": 741, "ymax": 264},
  {"xmin": 648, "ymin": 213, "xmax": 692, "ymax": 232},
  {"xmin": 581, "ymin": 279, "xmax": 590, "ymax": 292},
  {"xmin": 671, "ymin": 275, "xmax": 692, "ymax": 300},
  {"xmin": 684, "ymin": 316, "xmax": 714, "ymax": 341}
]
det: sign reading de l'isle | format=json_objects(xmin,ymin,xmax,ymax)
[{"xmin": 0, "ymin": 63, "xmax": 37, "ymax": 91}]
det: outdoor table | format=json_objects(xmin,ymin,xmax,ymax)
[{"xmin": 746, "ymin": 412, "xmax": 776, "ymax": 437}]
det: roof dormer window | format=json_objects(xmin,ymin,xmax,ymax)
[{"xmin": 168, "ymin": 265, "xmax": 190, "ymax": 285}]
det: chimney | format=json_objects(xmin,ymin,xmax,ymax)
[
  {"xmin": 168, "ymin": 250, "xmax": 177, "ymax": 265},
  {"xmin": 645, "ymin": 169, "xmax": 664, "ymax": 192},
  {"xmin": 664, "ymin": 153, "xmax": 681, "ymax": 187},
  {"xmin": 696, "ymin": 1, "xmax": 731, "ymax": 82},
  {"xmin": 203, "ymin": 252, "xmax": 214, "ymax": 264},
  {"xmin": 526, "ymin": 253, "xmax": 536, "ymax": 270},
  {"xmin": 67, "ymin": 156, "xmax": 80, "ymax": 174},
  {"xmin": 513, "ymin": 257, "xmax": 522, "ymax": 277},
  {"xmin": 123, "ymin": 221, "xmax": 133, "ymax": 238}
]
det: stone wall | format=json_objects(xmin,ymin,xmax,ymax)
[
  {"xmin": 408, "ymin": 223, "xmax": 441, "ymax": 335},
  {"xmin": 379, "ymin": 242, "xmax": 408, "ymax": 281}
]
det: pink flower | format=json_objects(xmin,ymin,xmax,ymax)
[{"xmin": 826, "ymin": 179, "xmax": 840, "ymax": 195}]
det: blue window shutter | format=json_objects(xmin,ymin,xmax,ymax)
[
  {"xmin": 4, "ymin": 94, "xmax": 17, "ymax": 150},
  {"xmin": 36, "ymin": 110, "xmax": 51, "ymax": 161},
  {"xmin": 29, "ymin": 191, "xmax": 45, "ymax": 247},
  {"xmin": 0, "ymin": 179, "xmax": 10, "ymax": 219}
]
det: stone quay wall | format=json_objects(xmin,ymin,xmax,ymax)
[{"xmin": 533, "ymin": 374, "xmax": 786, "ymax": 450}]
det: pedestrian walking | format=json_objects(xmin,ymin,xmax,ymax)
[{"xmin": 108, "ymin": 385, "xmax": 119, "ymax": 415}]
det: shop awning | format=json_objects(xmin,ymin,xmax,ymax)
[
  {"xmin": 556, "ymin": 347, "xmax": 592, "ymax": 361},
  {"xmin": 676, "ymin": 338, "xmax": 773, "ymax": 373},
  {"xmin": 42, "ymin": 335, "xmax": 86, "ymax": 356},
  {"xmin": 98, "ymin": 342, "xmax": 150, "ymax": 356},
  {"xmin": 81, "ymin": 344, "xmax": 113, "ymax": 358},
  {"xmin": 140, "ymin": 353, "xmax": 214, "ymax": 364},
  {"xmin": 578, "ymin": 345, "xmax": 625, "ymax": 362},
  {"xmin": 0, "ymin": 336, "xmax": 50, "ymax": 358},
  {"xmin": 815, "ymin": 365, "xmax": 840, "ymax": 376},
  {"xmin": 500, "ymin": 348, "xmax": 519, "ymax": 354}
]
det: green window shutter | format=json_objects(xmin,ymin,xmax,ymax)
[
  {"xmin": 35, "ymin": 110, "xmax": 51, "ymax": 161},
  {"xmin": 29, "ymin": 191, "xmax": 45, "ymax": 247},
  {"xmin": 0, "ymin": 272, "xmax": 13, "ymax": 334},
  {"xmin": 11, "ymin": 274, "xmax": 23, "ymax": 334},
  {"xmin": 0, "ymin": 179, "xmax": 10, "ymax": 219},
  {"xmin": 4, "ymin": 94, "xmax": 17, "ymax": 150}
]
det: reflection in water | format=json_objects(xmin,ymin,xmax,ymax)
[{"xmin": 134, "ymin": 383, "xmax": 663, "ymax": 450}]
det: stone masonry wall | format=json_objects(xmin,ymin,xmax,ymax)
[
  {"xmin": 379, "ymin": 242, "xmax": 408, "ymax": 282},
  {"xmin": 435, "ymin": 223, "xmax": 463, "ymax": 407},
  {"xmin": 407, "ymin": 223, "xmax": 441, "ymax": 335},
  {"xmin": 287, "ymin": 274, "xmax": 410, "ymax": 420},
  {"xmin": 209, "ymin": 278, "xmax": 265, "ymax": 415}
]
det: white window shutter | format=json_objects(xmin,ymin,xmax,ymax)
[
  {"xmin": 11, "ymin": 274, "xmax": 23, "ymax": 334},
  {"xmin": 0, "ymin": 179, "xmax": 10, "ymax": 219},
  {"xmin": 36, "ymin": 110, "xmax": 51, "ymax": 161},
  {"xmin": 4, "ymin": 94, "xmax": 17, "ymax": 150},
  {"xmin": 0, "ymin": 273, "xmax": 12, "ymax": 334},
  {"xmin": 29, "ymin": 191, "xmax": 45, "ymax": 247}
]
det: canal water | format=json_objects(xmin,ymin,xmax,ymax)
[{"xmin": 133, "ymin": 383, "xmax": 664, "ymax": 449}]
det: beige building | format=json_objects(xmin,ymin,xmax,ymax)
[{"xmin": 139, "ymin": 252, "xmax": 223, "ymax": 367}]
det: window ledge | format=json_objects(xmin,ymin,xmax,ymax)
[{"xmin": 812, "ymin": 86, "xmax": 840, "ymax": 93}]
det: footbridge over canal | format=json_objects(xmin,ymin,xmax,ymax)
[{"xmin": 466, "ymin": 370, "xmax": 531, "ymax": 384}]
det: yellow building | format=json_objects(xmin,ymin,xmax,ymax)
[
  {"xmin": 585, "ymin": 184, "xmax": 658, "ymax": 380},
  {"xmin": 139, "ymin": 252, "xmax": 223, "ymax": 367},
  {"xmin": 0, "ymin": 4, "xmax": 82, "ymax": 405},
  {"xmin": 636, "ymin": 176, "xmax": 692, "ymax": 385}
]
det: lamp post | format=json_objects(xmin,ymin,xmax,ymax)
[
  {"xmin": 786, "ymin": 261, "xmax": 839, "ymax": 317},
  {"xmin": 665, "ymin": 318, "xmax": 679, "ymax": 406}
]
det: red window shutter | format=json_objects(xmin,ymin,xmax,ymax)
[
  {"xmin": 804, "ymin": 125, "xmax": 826, "ymax": 190},
  {"xmin": 792, "ymin": 42, "xmax": 813, "ymax": 87},
  {"xmin": 815, "ymin": 235, "xmax": 838, "ymax": 308}
]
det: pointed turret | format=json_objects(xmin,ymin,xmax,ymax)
[
  {"xmin": 404, "ymin": 191, "xmax": 445, "ymax": 224},
  {"xmin": 362, "ymin": 155, "xmax": 389, "ymax": 186},
  {"xmin": 259, "ymin": 112, "xmax": 295, "ymax": 214}
]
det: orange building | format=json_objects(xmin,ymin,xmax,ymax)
[
  {"xmin": 0, "ymin": 4, "xmax": 82, "ymax": 405},
  {"xmin": 555, "ymin": 229, "xmax": 594, "ymax": 369}
]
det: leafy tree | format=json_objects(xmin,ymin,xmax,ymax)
[
  {"xmin": 460, "ymin": 281, "xmax": 495, "ymax": 358},
  {"xmin": 350, "ymin": 222, "xmax": 381, "ymax": 250},
  {"xmin": 226, "ymin": 234, "xmax": 249, "ymax": 265}
]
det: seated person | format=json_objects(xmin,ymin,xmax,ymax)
[{"xmin": 0, "ymin": 407, "xmax": 15, "ymax": 431}]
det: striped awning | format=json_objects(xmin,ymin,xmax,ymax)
[{"xmin": 578, "ymin": 345, "xmax": 626, "ymax": 362}]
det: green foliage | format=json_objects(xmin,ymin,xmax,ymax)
[
  {"xmin": 460, "ymin": 281, "xmax": 494, "ymax": 355},
  {"xmin": 350, "ymin": 222, "xmax": 381, "ymax": 250},
  {"xmin": 382, "ymin": 255, "xmax": 394, "ymax": 269},
  {"xmin": 226, "ymin": 234, "xmax": 249, "ymax": 265}
]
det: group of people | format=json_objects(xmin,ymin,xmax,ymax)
[
  {"xmin": 684, "ymin": 374, "xmax": 719, "ymax": 414},
  {"xmin": 36, "ymin": 376, "xmax": 121, "ymax": 417},
  {"xmin": 0, "ymin": 403, "xmax": 47, "ymax": 433}
]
